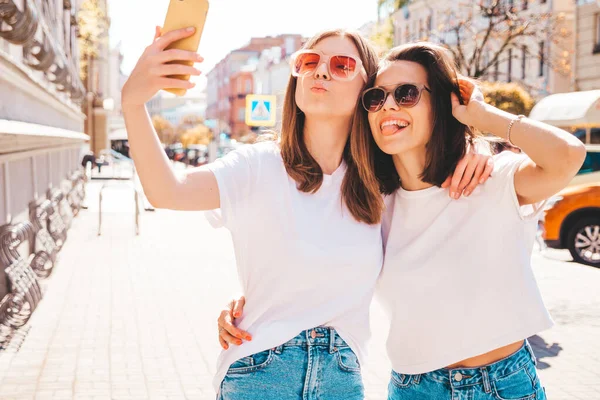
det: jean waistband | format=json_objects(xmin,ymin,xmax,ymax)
[
  {"xmin": 274, "ymin": 327, "xmax": 349, "ymax": 353},
  {"xmin": 406, "ymin": 340, "xmax": 536, "ymax": 388}
]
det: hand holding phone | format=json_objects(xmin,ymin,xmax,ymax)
[
  {"xmin": 161, "ymin": 0, "xmax": 210, "ymax": 96},
  {"xmin": 121, "ymin": 26, "xmax": 204, "ymax": 108}
]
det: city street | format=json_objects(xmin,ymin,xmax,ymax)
[
  {"xmin": 2, "ymin": 0, "xmax": 600, "ymax": 399},
  {"xmin": 0, "ymin": 181, "xmax": 599, "ymax": 400}
]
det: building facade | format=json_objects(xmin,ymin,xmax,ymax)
[
  {"xmin": 252, "ymin": 46, "xmax": 296, "ymax": 132},
  {"xmin": 229, "ymin": 69, "xmax": 255, "ymax": 137},
  {"xmin": 574, "ymin": 0, "xmax": 600, "ymax": 90},
  {"xmin": 0, "ymin": 0, "xmax": 88, "ymax": 226},
  {"xmin": 81, "ymin": 0, "xmax": 113, "ymax": 155},
  {"xmin": 206, "ymin": 34, "xmax": 303, "ymax": 139},
  {"xmin": 391, "ymin": 0, "xmax": 575, "ymax": 97}
]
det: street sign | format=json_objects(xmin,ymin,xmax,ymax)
[{"xmin": 245, "ymin": 95, "xmax": 277, "ymax": 127}]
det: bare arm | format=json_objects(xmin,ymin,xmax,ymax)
[
  {"xmin": 121, "ymin": 26, "xmax": 219, "ymax": 211},
  {"xmin": 451, "ymin": 81, "xmax": 586, "ymax": 206}
]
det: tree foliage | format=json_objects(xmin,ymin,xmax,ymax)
[
  {"xmin": 479, "ymin": 81, "xmax": 535, "ymax": 116},
  {"xmin": 433, "ymin": 1, "xmax": 572, "ymax": 80},
  {"xmin": 77, "ymin": 0, "xmax": 109, "ymax": 81},
  {"xmin": 151, "ymin": 115, "xmax": 175, "ymax": 144},
  {"xmin": 180, "ymin": 125, "xmax": 213, "ymax": 147}
]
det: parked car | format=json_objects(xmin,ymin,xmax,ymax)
[
  {"xmin": 542, "ymin": 183, "xmax": 600, "ymax": 267},
  {"xmin": 165, "ymin": 143, "xmax": 186, "ymax": 163},
  {"xmin": 568, "ymin": 144, "xmax": 600, "ymax": 187},
  {"xmin": 185, "ymin": 144, "xmax": 208, "ymax": 167}
]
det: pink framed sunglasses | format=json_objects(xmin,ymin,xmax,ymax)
[{"xmin": 290, "ymin": 49, "xmax": 368, "ymax": 82}]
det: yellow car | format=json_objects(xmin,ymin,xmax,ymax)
[{"xmin": 542, "ymin": 183, "xmax": 600, "ymax": 267}]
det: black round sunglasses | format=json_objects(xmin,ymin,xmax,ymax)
[{"xmin": 361, "ymin": 83, "xmax": 431, "ymax": 113}]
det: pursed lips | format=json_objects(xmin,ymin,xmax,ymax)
[{"xmin": 310, "ymin": 80, "xmax": 329, "ymax": 92}]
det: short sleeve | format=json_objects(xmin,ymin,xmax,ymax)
[
  {"xmin": 491, "ymin": 151, "xmax": 547, "ymax": 221},
  {"xmin": 204, "ymin": 143, "xmax": 269, "ymax": 230}
]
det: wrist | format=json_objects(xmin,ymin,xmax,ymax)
[
  {"xmin": 121, "ymin": 101, "xmax": 146, "ymax": 113},
  {"xmin": 470, "ymin": 101, "xmax": 493, "ymax": 132}
]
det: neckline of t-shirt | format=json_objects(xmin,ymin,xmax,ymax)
[
  {"xmin": 397, "ymin": 184, "xmax": 444, "ymax": 199},
  {"xmin": 322, "ymin": 161, "xmax": 347, "ymax": 184}
]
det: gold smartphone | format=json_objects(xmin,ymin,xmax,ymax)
[{"xmin": 161, "ymin": 0, "xmax": 209, "ymax": 96}]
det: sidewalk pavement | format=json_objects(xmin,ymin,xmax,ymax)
[{"xmin": 0, "ymin": 180, "xmax": 598, "ymax": 399}]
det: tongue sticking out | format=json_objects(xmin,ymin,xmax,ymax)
[{"xmin": 381, "ymin": 124, "xmax": 403, "ymax": 136}]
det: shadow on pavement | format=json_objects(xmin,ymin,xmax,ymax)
[{"xmin": 529, "ymin": 335, "xmax": 563, "ymax": 370}]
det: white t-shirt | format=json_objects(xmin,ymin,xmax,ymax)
[
  {"xmin": 377, "ymin": 151, "xmax": 554, "ymax": 374},
  {"xmin": 206, "ymin": 141, "xmax": 383, "ymax": 392}
]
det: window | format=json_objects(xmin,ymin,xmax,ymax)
[
  {"xmin": 521, "ymin": 45, "xmax": 527, "ymax": 79},
  {"xmin": 577, "ymin": 148, "xmax": 600, "ymax": 176},
  {"xmin": 494, "ymin": 61, "xmax": 499, "ymax": 81},
  {"xmin": 574, "ymin": 128, "xmax": 600, "ymax": 144},
  {"xmin": 507, "ymin": 48, "xmax": 512, "ymax": 82},
  {"xmin": 594, "ymin": 14, "xmax": 600, "ymax": 54},
  {"xmin": 539, "ymin": 41, "xmax": 545, "ymax": 77},
  {"xmin": 238, "ymin": 108, "xmax": 245, "ymax": 122}
]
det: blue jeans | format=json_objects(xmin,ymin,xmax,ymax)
[
  {"xmin": 219, "ymin": 327, "xmax": 364, "ymax": 400},
  {"xmin": 388, "ymin": 341, "xmax": 547, "ymax": 400}
]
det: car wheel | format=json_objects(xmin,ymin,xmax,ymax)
[{"xmin": 567, "ymin": 217, "xmax": 600, "ymax": 267}]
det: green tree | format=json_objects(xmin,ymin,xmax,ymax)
[
  {"xmin": 479, "ymin": 81, "xmax": 535, "ymax": 116},
  {"xmin": 152, "ymin": 115, "xmax": 175, "ymax": 144},
  {"xmin": 370, "ymin": 17, "xmax": 395, "ymax": 55},
  {"xmin": 377, "ymin": 0, "xmax": 410, "ymax": 20},
  {"xmin": 177, "ymin": 114, "xmax": 205, "ymax": 134},
  {"xmin": 77, "ymin": 0, "xmax": 109, "ymax": 81},
  {"xmin": 433, "ymin": 1, "xmax": 571, "ymax": 80},
  {"xmin": 176, "ymin": 114, "xmax": 213, "ymax": 146},
  {"xmin": 180, "ymin": 125, "xmax": 213, "ymax": 147}
]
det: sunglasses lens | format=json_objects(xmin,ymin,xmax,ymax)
[
  {"xmin": 394, "ymin": 84, "xmax": 420, "ymax": 107},
  {"xmin": 294, "ymin": 52, "xmax": 320, "ymax": 76},
  {"xmin": 363, "ymin": 88, "xmax": 386, "ymax": 112},
  {"xmin": 329, "ymin": 56, "xmax": 357, "ymax": 80}
]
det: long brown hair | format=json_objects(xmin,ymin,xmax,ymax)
[
  {"xmin": 279, "ymin": 29, "xmax": 383, "ymax": 224},
  {"xmin": 372, "ymin": 42, "xmax": 482, "ymax": 194}
]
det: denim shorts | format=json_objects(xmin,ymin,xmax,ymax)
[
  {"xmin": 219, "ymin": 327, "xmax": 364, "ymax": 400},
  {"xmin": 388, "ymin": 340, "xmax": 547, "ymax": 400}
]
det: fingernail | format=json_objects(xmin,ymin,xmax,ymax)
[
  {"xmin": 234, "ymin": 312, "xmax": 240, "ymax": 317},
  {"xmin": 454, "ymin": 192, "xmax": 460, "ymax": 199},
  {"xmin": 464, "ymin": 190, "xmax": 470, "ymax": 197},
  {"xmin": 246, "ymin": 335, "xmax": 252, "ymax": 341},
  {"xmin": 450, "ymin": 191, "xmax": 455, "ymax": 198},
  {"xmin": 236, "ymin": 340, "xmax": 242, "ymax": 345},
  {"xmin": 186, "ymin": 27, "xmax": 195, "ymax": 32},
  {"xmin": 479, "ymin": 178, "xmax": 485, "ymax": 184}
]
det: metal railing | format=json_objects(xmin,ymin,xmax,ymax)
[
  {"xmin": 96, "ymin": 152, "xmax": 146, "ymax": 236},
  {"xmin": 97, "ymin": 180, "xmax": 141, "ymax": 236}
]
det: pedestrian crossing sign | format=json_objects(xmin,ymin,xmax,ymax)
[{"xmin": 245, "ymin": 95, "xmax": 277, "ymax": 127}]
